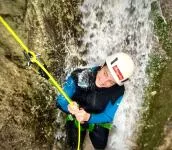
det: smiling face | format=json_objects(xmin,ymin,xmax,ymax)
[{"xmin": 95, "ymin": 66, "xmax": 116, "ymax": 88}]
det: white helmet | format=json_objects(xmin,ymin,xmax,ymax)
[{"xmin": 106, "ymin": 52, "xmax": 135, "ymax": 86}]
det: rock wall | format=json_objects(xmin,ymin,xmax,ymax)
[
  {"xmin": 157, "ymin": 0, "xmax": 172, "ymax": 149},
  {"xmin": 0, "ymin": 0, "xmax": 83, "ymax": 149}
]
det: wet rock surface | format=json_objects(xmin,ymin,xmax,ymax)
[
  {"xmin": 0, "ymin": 0, "xmax": 82, "ymax": 149},
  {"xmin": 157, "ymin": 0, "xmax": 172, "ymax": 149},
  {"xmin": 136, "ymin": 0, "xmax": 172, "ymax": 149},
  {"xmin": 0, "ymin": 0, "xmax": 172, "ymax": 150}
]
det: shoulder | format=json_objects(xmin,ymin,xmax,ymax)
[
  {"xmin": 71, "ymin": 66, "xmax": 100, "ymax": 78},
  {"xmin": 71, "ymin": 66, "xmax": 100, "ymax": 73},
  {"xmin": 110, "ymin": 84, "xmax": 125, "ymax": 104},
  {"xmin": 110, "ymin": 84, "xmax": 125, "ymax": 94}
]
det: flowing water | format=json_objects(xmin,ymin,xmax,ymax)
[
  {"xmin": 1, "ymin": 0, "xmax": 170, "ymax": 149},
  {"xmin": 66, "ymin": 0, "xmax": 154, "ymax": 149}
]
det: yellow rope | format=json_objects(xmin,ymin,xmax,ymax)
[
  {"xmin": 77, "ymin": 121, "xmax": 81, "ymax": 150},
  {"xmin": 0, "ymin": 16, "xmax": 81, "ymax": 150}
]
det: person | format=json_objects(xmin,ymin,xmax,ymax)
[{"xmin": 56, "ymin": 52, "xmax": 135, "ymax": 150}]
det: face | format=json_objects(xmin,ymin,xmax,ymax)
[{"xmin": 95, "ymin": 66, "xmax": 116, "ymax": 88}]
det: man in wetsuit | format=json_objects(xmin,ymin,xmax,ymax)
[{"xmin": 56, "ymin": 53, "xmax": 135, "ymax": 150}]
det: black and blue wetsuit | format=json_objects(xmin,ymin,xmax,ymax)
[{"xmin": 56, "ymin": 67, "xmax": 125, "ymax": 149}]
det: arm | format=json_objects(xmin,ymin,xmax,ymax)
[
  {"xmin": 88, "ymin": 96, "xmax": 123, "ymax": 124},
  {"xmin": 56, "ymin": 76, "xmax": 76, "ymax": 113}
]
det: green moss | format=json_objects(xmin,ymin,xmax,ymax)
[
  {"xmin": 136, "ymin": 1, "xmax": 172, "ymax": 149},
  {"xmin": 137, "ymin": 54, "xmax": 167, "ymax": 150},
  {"xmin": 154, "ymin": 16, "xmax": 172, "ymax": 56}
]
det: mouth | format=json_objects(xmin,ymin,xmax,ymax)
[
  {"xmin": 97, "ymin": 78, "xmax": 104, "ymax": 87},
  {"xmin": 96, "ymin": 74, "xmax": 104, "ymax": 87}
]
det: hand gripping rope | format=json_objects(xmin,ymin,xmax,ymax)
[{"xmin": 0, "ymin": 16, "xmax": 81, "ymax": 150}]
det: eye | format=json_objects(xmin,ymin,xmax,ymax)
[
  {"xmin": 110, "ymin": 81, "xmax": 115, "ymax": 85},
  {"xmin": 108, "ymin": 81, "xmax": 115, "ymax": 87},
  {"xmin": 104, "ymin": 70, "xmax": 108, "ymax": 77}
]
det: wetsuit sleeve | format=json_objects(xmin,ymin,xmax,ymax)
[
  {"xmin": 56, "ymin": 76, "xmax": 76, "ymax": 113},
  {"xmin": 88, "ymin": 96, "xmax": 123, "ymax": 124}
]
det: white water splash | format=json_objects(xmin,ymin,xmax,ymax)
[{"xmin": 79, "ymin": 0, "xmax": 153, "ymax": 149}]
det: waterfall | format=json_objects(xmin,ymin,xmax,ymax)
[{"xmin": 77, "ymin": 0, "xmax": 154, "ymax": 149}]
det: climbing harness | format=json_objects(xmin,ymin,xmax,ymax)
[
  {"xmin": 67, "ymin": 114, "xmax": 112, "ymax": 132},
  {"xmin": 0, "ymin": 16, "xmax": 81, "ymax": 150}
]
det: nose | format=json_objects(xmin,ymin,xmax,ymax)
[{"xmin": 101, "ymin": 75, "xmax": 110, "ymax": 84}]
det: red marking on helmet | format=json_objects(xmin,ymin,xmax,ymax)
[{"xmin": 112, "ymin": 65, "xmax": 124, "ymax": 80}]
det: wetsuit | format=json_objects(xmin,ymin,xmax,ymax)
[{"xmin": 56, "ymin": 67, "xmax": 125, "ymax": 149}]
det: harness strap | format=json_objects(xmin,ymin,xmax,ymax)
[{"xmin": 66, "ymin": 114, "xmax": 112, "ymax": 132}]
